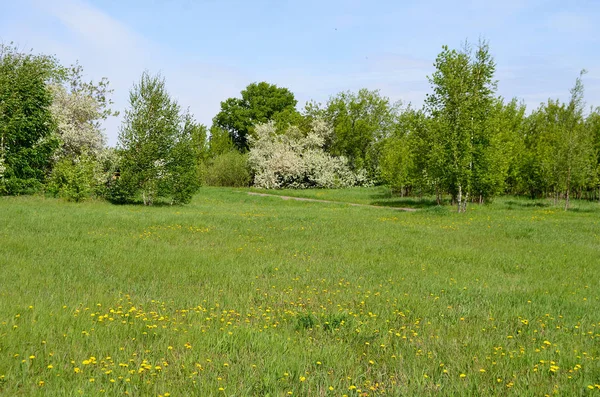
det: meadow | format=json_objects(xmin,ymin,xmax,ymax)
[{"xmin": 0, "ymin": 187, "xmax": 599, "ymax": 396}]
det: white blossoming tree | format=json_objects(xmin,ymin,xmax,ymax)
[
  {"xmin": 45, "ymin": 64, "xmax": 119, "ymax": 200},
  {"xmin": 248, "ymin": 119, "xmax": 369, "ymax": 189}
]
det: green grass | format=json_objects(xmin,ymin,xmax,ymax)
[
  {"xmin": 247, "ymin": 186, "xmax": 435, "ymax": 208},
  {"xmin": 0, "ymin": 188, "xmax": 599, "ymax": 396}
]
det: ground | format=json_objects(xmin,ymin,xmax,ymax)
[{"xmin": 0, "ymin": 187, "xmax": 599, "ymax": 396}]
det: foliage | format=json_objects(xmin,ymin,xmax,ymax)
[
  {"xmin": 207, "ymin": 126, "xmax": 236, "ymax": 159},
  {"xmin": 49, "ymin": 63, "xmax": 117, "ymax": 160},
  {"xmin": 117, "ymin": 72, "xmax": 199, "ymax": 205},
  {"xmin": 3, "ymin": 39, "xmax": 600, "ymax": 209},
  {"xmin": 248, "ymin": 120, "xmax": 369, "ymax": 189},
  {"xmin": 46, "ymin": 154, "xmax": 96, "ymax": 202},
  {"xmin": 424, "ymin": 40, "xmax": 498, "ymax": 211},
  {"xmin": 307, "ymin": 89, "xmax": 399, "ymax": 178},
  {"xmin": 213, "ymin": 82, "xmax": 299, "ymax": 151},
  {"xmin": 516, "ymin": 73, "xmax": 596, "ymax": 208},
  {"xmin": 0, "ymin": 43, "xmax": 60, "ymax": 195},
  {"xmin": 379, "ymin": 107, "xmax": 425, "ymax": 195},
  {"xmin": 203, "ymin": 151, "xmax": 251, "ymax": 187},
  {"xmin": 50, "ymin": 84, "xmax": 105, "ymax": 159}
]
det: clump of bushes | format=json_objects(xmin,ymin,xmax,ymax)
[{"xmin": 203, "ymin": 151, "xmax": 251, "ymax": 187}]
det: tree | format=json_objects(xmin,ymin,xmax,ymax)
[
  {"xmin": 213, "ymin": 82, "xmax": 299, "ymax": 151},
  {"xmin": 516, "ymin": 74, "xmax": 595, "ymax": 209},
  {"xmin": 117, "ymin": 71, "xmax": 199, "ymax": 205},
  {"xmin": 379, "ymin": 107, "xmax": 423, "ymax": 195},
  {"xmin": 248, "ymin": 120, "xmax": 368, "ymax": 189},
  {"xmin": 309, "ymin": 89, "xmax": 398, "ymax": 178},
  {"xmin": 586, "ymin": 108, "xmax": 600, "ymax": 200},
  {"xmin": 0, "ymin": 44, "xmax": 60, "ymax": 194},
  {"xmin": 471, "ymin": 98, "xmax": 524, "ymax": 202},
  {"xmin": 424, "ymin": 40, "xmax": 497, "ymax": 212},
  {"xmin": 49, "ymin": 63, "xmax": 118, "ymax": 160},
  {"xmin": 207, "ymin": 126, "xmax": 236, "ymax": 159},
  {"xmin": 553, "ymin": 71, "xmax": 595, "ymax": 210}
]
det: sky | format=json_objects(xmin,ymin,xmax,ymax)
[{"xmin": 1, "ymin": 0, "xmax": 599, "ymax": 145}]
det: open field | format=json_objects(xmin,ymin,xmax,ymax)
[{"xmin": 0, "ymin": 187, "xmax": 599, "ymax": 396}]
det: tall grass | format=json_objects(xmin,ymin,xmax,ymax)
[{"xmin": 0, "ymin": 188, "xmax": 598, "ymax": 395}]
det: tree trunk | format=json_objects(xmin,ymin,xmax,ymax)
[
  {"xmin": 564, "ymin": 167, "xmax": 571, "ymax": 211},
  {"xmin": 457, "ymin": 185, "xmax": 462, "ymax": 213}
]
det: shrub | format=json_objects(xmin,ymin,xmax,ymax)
[
  {"xmin": 46, "ymin": 155, "xmax": 96, "ymax": 202},
  {"xmin": 248, "ymin": 120, "xmax": 371, "ymax": 189},
  {"xmin": 204, "ymin": 151, "xmax": 251, "ymax": 187}
]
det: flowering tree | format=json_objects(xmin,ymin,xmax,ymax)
[{"xmin": 248, "ymin": 119, "xmax": 369, "ymax": 189}]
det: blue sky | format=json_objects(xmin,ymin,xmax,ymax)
[{"xmin": 1, "ymin": 0, "xmax": 599, "ymax": 145}]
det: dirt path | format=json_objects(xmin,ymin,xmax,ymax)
[{"xmin": 247, "ymin": 192, "xmax": 417, "ymax": 212}]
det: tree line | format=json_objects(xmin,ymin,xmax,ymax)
[{"xmin": 1, "ymin": 40, "xmax": 598, "ymax": 210}]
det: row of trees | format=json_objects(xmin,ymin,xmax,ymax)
[{"xmin": 1, "ymin": 40, "xmax": 599, "ymax": 210}]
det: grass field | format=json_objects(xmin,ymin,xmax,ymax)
[{"xmin": 1, "ymin": 187, "xmax": 599, "ymax": 396}]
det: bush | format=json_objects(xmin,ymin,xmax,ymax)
[
  {"xmin": 204, "ymin": 151, "xmax": 251, "ymax": 187},
  {"xmin": 0, "ymin": 177, "xmax": 43, "ymax": 196},
  {"xmin": 46, "ymin": 155, "xmax": 96, "ymax": 202},
  {"xmin": 248, "ymin": 120, "xmax": 371, "ymax": 189},
  {"xmin": 104, "ymin": 175, "xmax": 136, "ymax": 204}
]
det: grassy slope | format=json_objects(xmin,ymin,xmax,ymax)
[{"xmin": 0, "ymin": 188, "xmax": 599, "ymax": 396}]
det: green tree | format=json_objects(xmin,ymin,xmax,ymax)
[
  {"xmin": 424, "ymin": 41, "xmax": 497, "ymax": 212},
  {"xmin": 311, "ymin": 89, "xmax": 398, "ymax": 177},
  {"xmin": 213, "ymin": 82, "xmax": 298, "ymax": 151},
  {"xmin": 207, "ymin": 126, "xmax": 236, "ymax": 159},
  {"xmin": 379, "ymin": 107, "xmax": 424, "ymax": 195},
  {"xmin": 517, "ymin": 73, "xmax": 595, "ymax": 209},
  {"xmin": 0, "ymin": 44, "xmax": 60, "ymax": 194},
  {"xmin": 117, "ymin": 71, "xmax": 199, "ymax": 205},
  {"xmin": 471, "ymin": 98, "xmax": 524, "ymax": 202},
  {"xmin": 553, "ymin": 71, "xmax": 595, "ymax": 209},
  {"xmin": 586, "ymin": 108, "xmax": 600, "ymax": 200}
]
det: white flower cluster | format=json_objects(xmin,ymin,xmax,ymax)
[
  {"xmin": 49, "ymin": 84, "xmax": 106, "ymax": 159},
  {"xmin": 248, "ymin": 120, "xmax": 369, "ymax": 189},
  {"xmin": 153, "ymin": 159, "xmax": 168, "ymax": 180}
]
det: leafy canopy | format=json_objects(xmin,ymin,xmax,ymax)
[
  {"xmin": 116, "ymin": 71, "xmax": 199, "ymax": 205},
  {"xmin": 0, "ymin": 43, "xmax": 60, "ymax": 194},
  {"xmin": 212, "ymin": 82, "xmax": 299, "ymax": 151}
]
